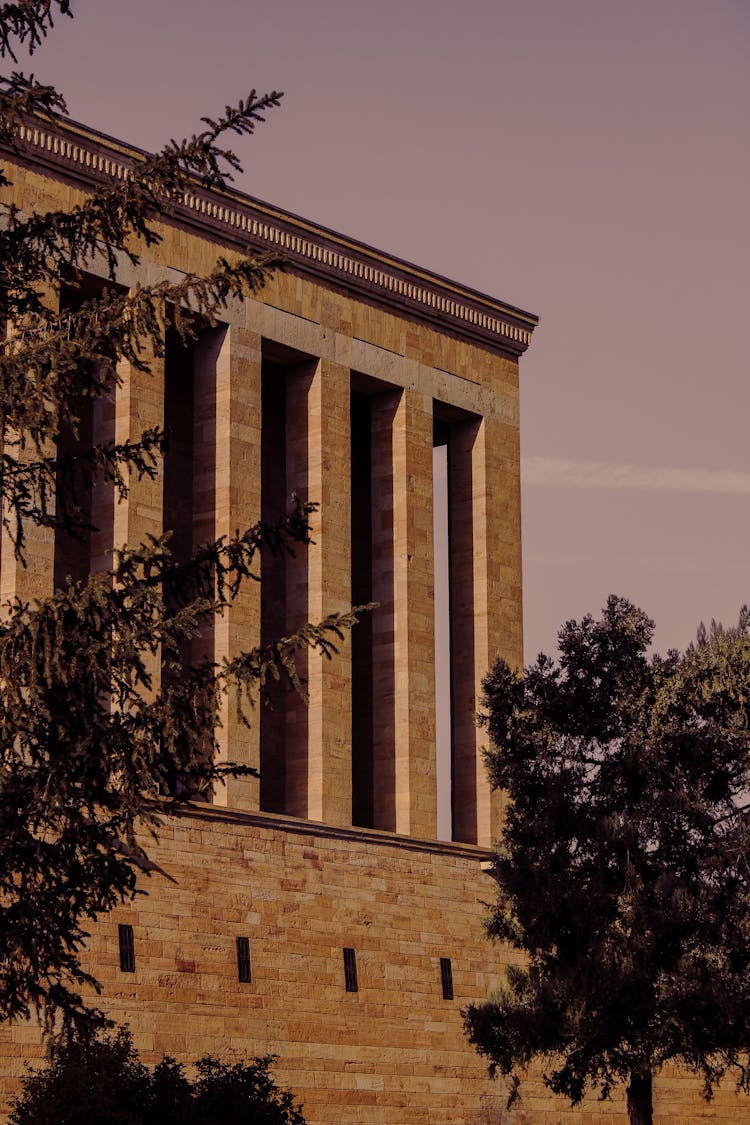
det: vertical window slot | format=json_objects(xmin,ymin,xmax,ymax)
[
  {"xmin": 440, "ymin": 956, "xmax": 454, "ymax": 1000},
  {"xmin": 54, "ymin": 280, "xmax": 117, "ymax": 592},
  {"xmin": 161, "ymin": 320, "xmax": 221, "ymax": 797},
  {"xmin": 259, "ymin": 360, "xmax": 288, "ymax": 813},
  {"xmin": 236, "ymin": 936, "xmax": 252, "ymax": 983},
  {"xmin": 343, "ymin": 947, "xmax": 358, "ymax": 993},
  {"xmin": 118, "ymin": 924, "xmax": 135, "ymax": 973},
  {"xmin": 350, "ymin": 389, "xmax": 374, "ymax": 828},
  {"xmin": 433, "ymin": 426, "xmax": 452, "ymax": 840}
]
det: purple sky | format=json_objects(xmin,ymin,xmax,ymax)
[{"xmin": 30, "ymin": 0, "xmax": 750, "ymax": 662}]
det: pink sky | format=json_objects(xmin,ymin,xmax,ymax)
[{"xmin": 30, "ymin": 0, "xmax": 750, "ymax": 662}]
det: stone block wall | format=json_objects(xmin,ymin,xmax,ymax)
[{"xmin": 0, "ymin": 807, "xmax": 745, "ymax": 1124}]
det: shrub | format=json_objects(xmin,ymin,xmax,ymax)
[{"xmin": 9, "ymin": 1027, "xmax": 306, "ymax": 1125}]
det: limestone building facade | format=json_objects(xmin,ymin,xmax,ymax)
[{"xmin": 0, "ymin": 118, "xmax": 744, "ymax": 1124}]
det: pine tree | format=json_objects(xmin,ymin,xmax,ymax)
[
  {"xmin": 0, "ymin": 0, "xmax": 359, "ymax": 1035},
  {"xmin": 466, "ymin": 596, "xmax": 750, "ymax": 1125}
]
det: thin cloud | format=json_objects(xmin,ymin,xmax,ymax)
[
  {"xmin": 524, "ymin": 550, "xmax": 749, "ymax": 578},
  {"xmin": 522, "ymin": 456, "xmax": 750, "ymax": 496}
]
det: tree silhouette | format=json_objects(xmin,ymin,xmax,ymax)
[
  {"xmin": 467, "ymin": 596, "xmax": 750, "ymax": 1125},
  {"xmin": 0, "ymin": 0, "xmax": 360, "ymax": 1035}
]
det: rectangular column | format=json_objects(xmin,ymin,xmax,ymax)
[
  {"xmin": 306, "ymin": 359, "xmax": 352, "ymax": 826},
  {"xmin": 211, "ymin": 324, "xmax": 262, "ymax": 810},
  {"xmin": 113, "ymin": 335, "xmax": 165, "ymax": 698},
  {"xmin": 370, "ymin": 392, "xmax": 397, "ymax": 828},
  {"xmin": 283, "ymin": 362, "xmax": 313, "ymax": 818},
  {"xmin": 1, "ymin": 309, "xmax": 56, "ymax": 608},
  {"xmin": 284, "ymin": 358, "xmax": 352, "ymax": 826},
  {"xmin": 450, "ymin": 414, "xmax": 522, "ymax": 846},
  {"xmin": 0, "ymin": 450, "xmax": 55, "ymax": 607},
  {"xmin": 372, "ymin": 389, "xmax": 437, "ymax": 838},
  {"xmin": 476, "ymin": 414, "xmax": 523, "ymax": 843}
]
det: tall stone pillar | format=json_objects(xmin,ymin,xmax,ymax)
[
  {"xmin": 1, "ymin": 308, "xmax": 56, "ymax": 609},
  {"xmin": 207, "ymin": 323, "xmax": 262, "ymax": 811},
  {"xmin": 283, "ymin": 361, "xmax": 311, "ymax": 819},
  {"xmin": 0, "ymin": 460, "xmax": 55, "ymax": 608},
  {"xmin": 450, "ymin": 413, "xmax": 522, "ymax": 847},
  {"xmin": 285, "ymin": 358, "xmax": 352, "ymax": 826},
  {"xmin": 306, "ymin": 359, "xmax": 352, "ymax": 826},
  {"xmin": 112, "ymin": 336, "xmax": 165, "ymax": 698},
  {"xmin": 372, "ymin": 388, "xmax": 437, "ymax": 839}
]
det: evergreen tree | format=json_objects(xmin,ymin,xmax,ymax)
[
  {"xmin": 0, "ymin": 0, "xmax": 359, "ymax": 1035},
  {"xmin": 465, "ymin": 596, "xmax": 750, "ymax": 1125}
]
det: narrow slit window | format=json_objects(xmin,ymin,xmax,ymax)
[
  {"xmin": 440, "ymin": 956, "xmax": 454, "ymax": 1000},
  {"xmin": 432, "ymin": 432, "xmax": 452, "ymax": 840},
  {"xmin": 350, "ymin": 389, "xmax": 374, "ymax": 829},
  {"xmin": 118, "ymin": 924, "xmax": 135, "ymax": 973},
  {"xmin": 236, "ymin": 936, "xmax": 252, "ymax": 983},
  {"xmin": 343, "ymin": 947, "xmax": 358, "ymax": 993}
]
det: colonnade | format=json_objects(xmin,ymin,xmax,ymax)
[{"xmin": 1, "ymin": 312, "xmax": 518, "ymax": 848}]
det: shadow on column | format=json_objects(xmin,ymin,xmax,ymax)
[
  {"xmin": 349, "ymin": 374, "xmax": 403, "ymax": 831},
  {"xmin": 445, "ymin": 408, "xmax": 482, "ymax": 846},
  {"xmin": 369, "ymin": 387, "xmax": 400, "ymax": 832},
  {"xmin": 161, "ymin": 315, "xmax": 223, "ymax": 796},
  {"xmin": 350, "ymin": 389, "xmax": 374, "ymax": 828},
  {"xmin": 259, "ymin": 348, "xmax": 314, "ymax": 819},
  {"xmin": 54, "ymin": 278, "xmax": 118, "ymax": 591}
]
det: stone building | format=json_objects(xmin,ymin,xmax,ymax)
[{"xmin": 0, "ymin": 118, "xmax": 743, "ymax": 1124}]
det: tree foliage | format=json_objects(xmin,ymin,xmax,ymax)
[
  {"xmin": 465, "ymin": 595, "xmax": 750, "ymax": 1125},
  {"xmin": 0, "ymin": 0, "xmax": 360, "ymax": 1036},
  {"xmin": 8, "ymin": 1025, "xmax": 307, "ymax": 1124}
]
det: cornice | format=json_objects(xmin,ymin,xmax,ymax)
[
  {"xmin": 167, "ymin": 800, "xmax": 493, "ymax": 862},
  {"xmin": 3, "ymin": 116, "xmax": 539, "ymax": 359}
]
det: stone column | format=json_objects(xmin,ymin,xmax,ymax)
[
  {"xmin": 205, "ymin": 322, "xmax": 262, "ymax": 811},
  {"xmin": 285, "ymin": 358, "xmax": 352, "ymax": 826},
  {"xmin": 372, "ymin": 388, "xmax": 437, "ymax": 839},
  {"xmin": 1, "ymin": 308, "xmax": 56, "ymax": 609},
  {"xmin": 306, "ymin": 358, "xmax": 352, "ymax": 826},
  {"xmin": 283, "ymin": 360, "xmax": 312, "ymax": 818},
  {"xmin": 0, "ymin": 474, "xmax": 55, "ymax": 608},
  {"xmin": 450, "ymin": 412, "xmax": 521, "ymax": 847},
  {"xmin": 370, "ymin": 392, "xmax": 397, "ymax": 829},
  {"xmin": 112, "ymin": 335, "xmax": 165, "ymax": 698}
]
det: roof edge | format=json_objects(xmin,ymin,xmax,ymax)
[{"xmin": 3, "ymin": 114, "xmax": 540, "ymax": 359}]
